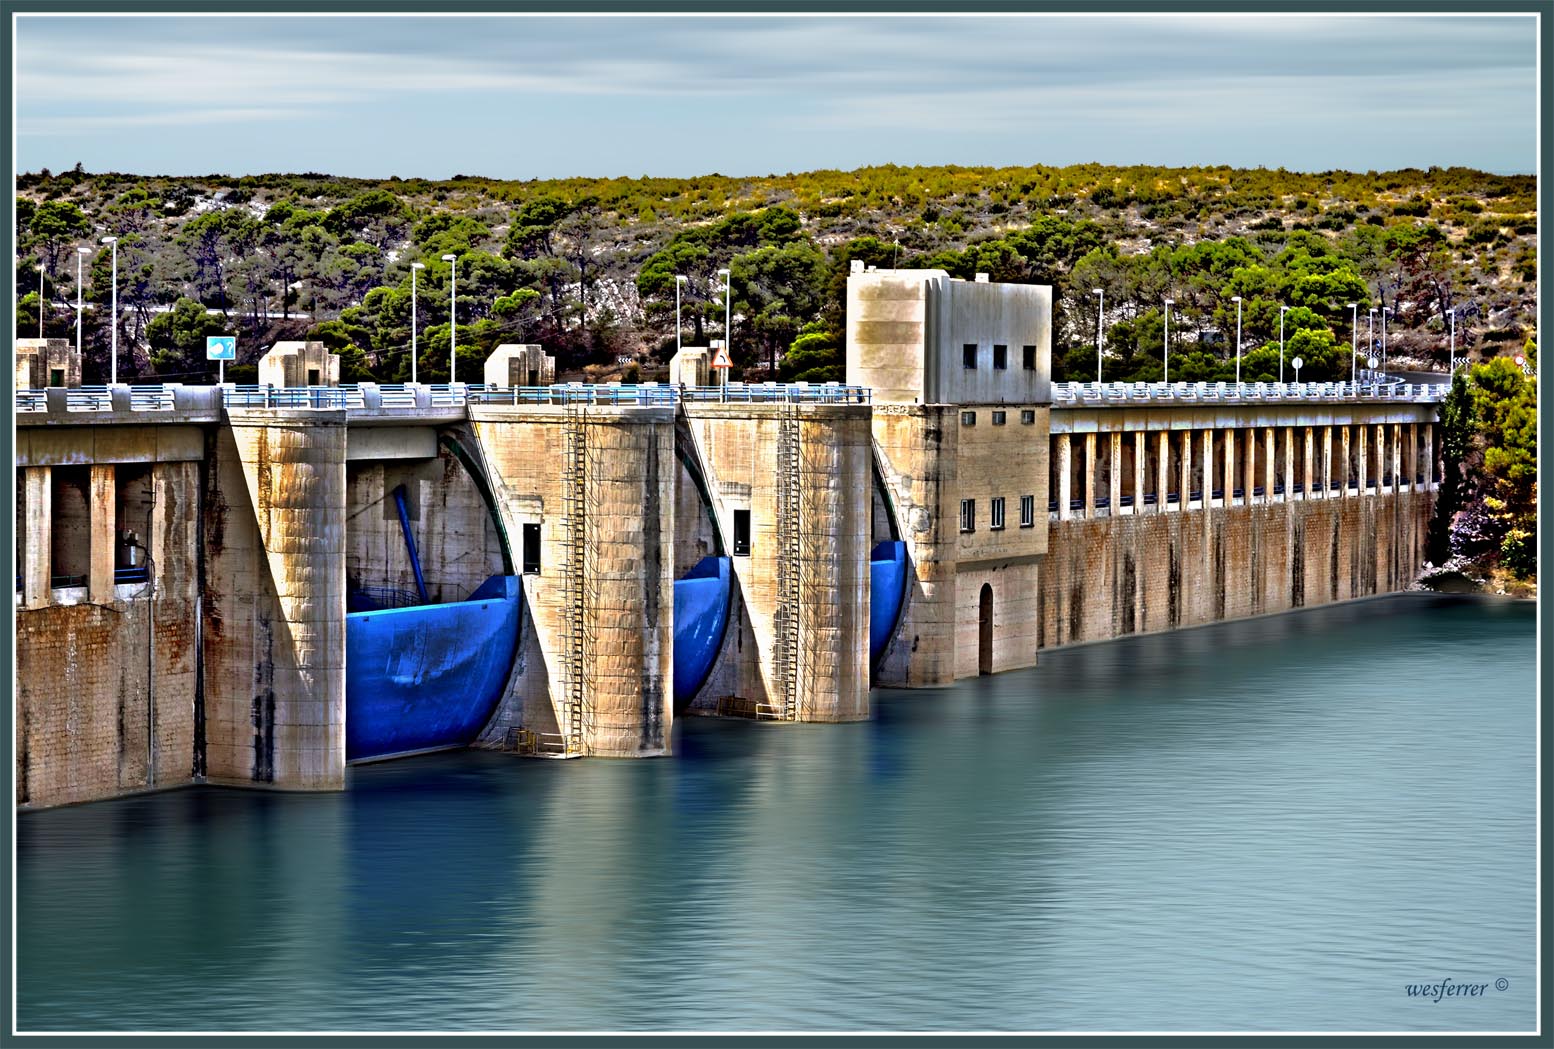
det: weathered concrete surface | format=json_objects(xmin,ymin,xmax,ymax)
[
  {"xmin": 16, "ymin": 337, "xmax": 80, "ymax": 389},
  {"xmin": 345, "ymin": 431, "xmax": 507, "ymax": 606},
  {"xmin": 471, "ymin": 406, "xmax": 675, "ymax": 757},
  {"xmin": 1039, "ymin": 490, "xmax": 1433, "ymax": 649},
  {"xmin": 871, "ymin": 402, "xmax": 1052, "ymax": 685},
  {"xmin": 681, "ymin": 402, "xmax": 872, "ymax": 721},
  {"xmin": 202, "ymin": 410, "xmax": 347, "ymax": 790},
  {"xmin": 16, "ymin": 460, "xmax": 200, "ymax": 808}
]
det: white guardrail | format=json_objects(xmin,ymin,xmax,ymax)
[{"xmin": 1052, "ymin": 380, "xmax": 1448, "ymax": 405}]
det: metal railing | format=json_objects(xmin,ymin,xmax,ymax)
[
  {"xmin": 1052, "ymin": 380, "xmax": 1447, "ymax": 406},
  {"xmin": 18, "ymin": 380, "xmax": 872, "ymax": 415}
]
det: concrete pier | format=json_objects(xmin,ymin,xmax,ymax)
[
  {"xmin": 203, "ymin": 410, "xmax": 348, "ymax": 790},
  {"xmin": 680, "ymin": 401, "xmax": 873, "ymax": 721},
  {"xmin": 471, "ymin": 403, "xmax": 676, "ymax": 757}
]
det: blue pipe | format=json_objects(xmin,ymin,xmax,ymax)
[{"xmin": 392, "ymin": 483, "xmax": 429, "ymax": 604}]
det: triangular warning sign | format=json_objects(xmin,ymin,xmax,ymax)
[{"xmin": 709, "ymin": 347, "xmax": 733, "ymax": 369}]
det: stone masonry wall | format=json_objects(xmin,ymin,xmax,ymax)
[
  {"xmin": 16, "ymin": 460, "xmax": 201, "ymax": 808},
  {"xmin": 1039, "ymin": 489, "xmax": 1432, "ymax": 650}
]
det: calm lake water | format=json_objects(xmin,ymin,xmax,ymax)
[{"xmin": 17, "ymin": 594, "xmax": 1536, "ymax": 1033}]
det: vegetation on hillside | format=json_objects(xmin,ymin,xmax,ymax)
[
  {"xmin": 1428, "ymin": 344, "xmax": 1538, "ymax": 589},
  {"xmin": 14, "ymin": 161, "xmax": 1535, "ymax": 387}
]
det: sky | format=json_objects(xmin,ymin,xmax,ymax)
[{"xmin": 13, "ymin": 14, "xmax": 1540, "ymax": 180}]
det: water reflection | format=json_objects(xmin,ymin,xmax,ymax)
[{"xmin": 18, "ymin": 594, "xmax": 1535, "ymax": 1032}]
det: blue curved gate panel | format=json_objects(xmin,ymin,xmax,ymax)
[
  {"xmin": 346, "ymin": 575, "xmax": 522, "ymax": 762},
  {"xmin": 673, "ymin": 556, "xmax": 732, "ymax": 712},
  {"xmin": 870, "ymin": 541, "xmax": 909, "ymax": 667}
]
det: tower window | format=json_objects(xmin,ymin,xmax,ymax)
[
  {"xmin": 732, "ymin": 509, "xmax": 751, "ymax": 556},
  {"xmin": 993, "ymin": 344, "xmax": 1008, "ymax": 370},
  {"xmin": 962, "ymin": 344, "xmax": 978, "ymax": 370}
]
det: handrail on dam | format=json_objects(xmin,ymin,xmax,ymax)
[
  {"xmin": 16, "ymin": 380, "xmax": 872, "ymax": 415},
  {"xmin": 1052, "ymin": 380, "xmax": 1447, "ymax": 406}
]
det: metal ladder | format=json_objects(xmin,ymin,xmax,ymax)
[
  {"xmin": 770, "ymin": 404, "xmax": 804, "ymax": 721},
  {"xmin": 560, "ymin": 403, "xmax": 590, "ymax": 754}
]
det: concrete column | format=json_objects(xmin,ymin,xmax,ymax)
[
  {"xmin": 1202, "ymin": 428, "xmax": 1214, "ymax": 506},
  {"xmin": 1132, "ymin": 431, "xmax": 1146, "ymax": 515},
  {"xmin": 1398, "ymin": 422, "xmax": 1411, "ymax": 497},
  {"xmin": 1083, "ymin": 433, "xmax": 1096, "ymax": 517},
  {"xmin": 1057, "ymin": 433, "xmax": 1072, "ymax": 521},
  {"xmin": 1108, "ymin": 432, "xmax": 1122, "ymax": 515},
  {"xmin": 1321, "ymin": 426, "xmax": 1333, "ymax": 499},
  {"xmin": 1180, "ymin": 429, "xmax": 1192, "ymax": 510},
  {"xmin": 1423, "ymin": 423, "xmax": 1435, "ymax": 490},
  {"xmin": 1300, "ymin": 427, "xmax": 1313, "ymax": 500},
  {"xmin": 88, "ymin": 464, "xmax": 116, "ymax": 603},
  {"xmin": 22, "ymin": 467, "xmax": 51, "ymax": 609},
  {"xmin": 1224, "ymin": 427, "xmax": 1236, "ymax": 505},
  {"xmin": 1156, "ymin": 431, "xmax": 1169, "ymax": 513},
  {"xmin": 1242, "ymin": 428, "xmax": 1255, "ymax": 507},
  {"xmin": 1358, "ymin": 424, "xmax": 1369, "ymax": 494},
  {"xmin": 1283, "ymin": 427, "xmax": 1294, "ymax": 501},
  {"xmin": 1407, "ymin": 423, "xmax": 1418, "ymax": 490},
  {"xmin": 1340, "ymin": 425, "xmax": 1352, "ymax": 497},
  {"xmin": 1264, "ymin": 427, "xmax": 1275, "ymax": 504}
]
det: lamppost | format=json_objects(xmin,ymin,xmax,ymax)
[
  {"xmin": 1347, "ymin": 303, "xmax": 1358, "ymax": 394},
  {"xmin": 37, "ymin": 264, "xmax": 44, "ymax": 339},
  {"xmin": 75, "ymin": 246, "xmax": 90, "ymax": 369},
  {"xmin": 1092, "ymin": 287, "xmax": 1104, "ymax": 384},
  {"xmin": 1381, "ymin": 305, "xmax": 1389, "ymax": 379},
  {"xmin": 1368, "ymin": 307, "xmax": 1376, "ymax": 378},
  {"xmin": 1278, "ymin": 304, "xmax": 1289, "ymax": 385},
  {"xmin": 1232, "ymin": 295, "xmax": 1242, "ymax": 387},
  {"xmin": 101, "ymin": 236, "xmax": 118, "ymax": 384},
  {"xmin": 675, "ymin": 274, "xmax": 687, "ymax": 355},
  {"xmin": 1448, "ymin": 306, "xmax": 1457, "ymax": 374},
  {"xmin": 1163, "ymin": 298, "xmax": 1174, "ymax": 384},
  {"xmin": 410, "ymin": 262, "xmax": 425, "ymax": 385},
  {"xmin": 442, "ymin": 254, "xmax": 458, "ymax": 383},
  {"xmin": 717, "ymin": 268, "xmax": 732, "ymax": 359}
]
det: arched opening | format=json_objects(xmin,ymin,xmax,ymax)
[{"xmin": 978, "ymin": 583, "xmax": 994, "ymax": 675}]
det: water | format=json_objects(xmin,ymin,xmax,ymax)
[{"xmin": 17, "ymin": 594, "xmax": 1536, "ymax": 1033}]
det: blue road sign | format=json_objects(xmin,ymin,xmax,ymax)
[{"xmin": 206, "ymin": 336, "xmax": 236, "ymax": 361}]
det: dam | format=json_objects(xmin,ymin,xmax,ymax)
[{"xmin": 13, "ymin": 271, "xmax": 1446, "ymax": 809}]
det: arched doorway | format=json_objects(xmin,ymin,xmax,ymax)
[{"xmin": 978, "ymin": 583, "xmax": 994, "ymax": 675}]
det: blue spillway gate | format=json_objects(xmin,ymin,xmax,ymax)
[
  {"xmin": 345, "ymin": 575, "xmax": 523, "ymax": 762},
  {"xmin": 672, "ymin": 556, "xmax": 732, "ymax": 712},
  {"xmin": 870, "ymin": 540, "xmax": 909, "ymax": 670}
]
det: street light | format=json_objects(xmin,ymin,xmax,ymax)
[
  {"xmin": 1381, "ymin": 305, "xmax": 1390, "ymax": 379},
  {"xmin": 675, "ymin": 275, "xmax": 688, "ymax": 355},
  {"xmin": 1092, "ymin": 288, "xmax": 1104, "ymax": 384},
  {"xmin": 1163, "ymin": 298, "xmax": 1174, "ymax": 385},
  {"xmin": 1232, "ymin": 295, "xmax": 1242, "ymax": 387},
  {"xmin": 37, "ymin": 264, "xmax": 44, "ymax": 340},
  {"xmin": 410, "ymin": 262, "xmax": 425, "ymax": 385},
  {"xmin": 1347, "ymin": 303, "xmax": 1358, "ymax": 393},
  {"xmin": 717, "ymin": 268, "xmax": 732, "ymax": 360},
  {"xmin": 75, "ymin": 246, "xmax": 90, "ymax": 370},
  {"xmin": 1278, "ymin": 304, "xmax": 1290, "ymax": 385},
  {"xmin": 442, "ymin": 254, "xmax": 458, "ymax": 383},
  {"xmin": 101, "ymin": 236, "xmax": 118, "ymax": 384},
  {"xmin": 1368, "ymin": 307, "xmax": 1377, "ymax": 378},
  {"xmin": 1449, "ymin": 307, "xmax": 1457, "ymax": 374}
]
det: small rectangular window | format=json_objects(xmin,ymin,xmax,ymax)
[
  {"xmin": 1023, "ymin": 345, "xmax": 1037, "ymax": 371},
  {"xmin": 1020, "ymin": 495, "xmax": 1035, "ymax": 528},
  {"xmin": 961, "ymin": 411, "xmax": 976, "ymax": 426},
  {"xmin": 960, "ymin": 499, "xmax": 975, "ymax": 533},
  {"xmin": 962, "ymin": 343, "xmax": 978, "ymax": 370},
  {"xmin": 307, "ymin": 368, "xmax": 321, "ymax": 386},
  {"xmin": 990, "ymin": 497, "xmax": 1006, "ymax": 530},
  {"xmin": 522, "ymin": 523, "xmax": 541, "ymax": 574},
  {"xmin": 993, "ymin": 344, "xmax": 1008, "ymax": 370},
  {"xmin": 992, "ymin": 411, "xmax": 1006, "ymax": 426},
  {"xmin": 49, "ymin": 368, "xmax": 64, "ymax": 388},
  {"xmin": 1021, "ymin": 409, "xmax": 1035, "ymax": 425},
  {"xmin": 732, "ymin": 509, "xmax": 751, "ymax": 556}
]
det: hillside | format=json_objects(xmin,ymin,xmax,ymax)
[{"xmin": 13, "ymin": 162, "xmax": 1537, "ymax": 385}]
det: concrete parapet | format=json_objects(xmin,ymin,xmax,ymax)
[
  {"xmin": 470, "ymin": 404, "xmax": 675, "ymax": 757},
  {"xmin": 202, "ymin": 409, "xmax": 347, "ymax": 790}
]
